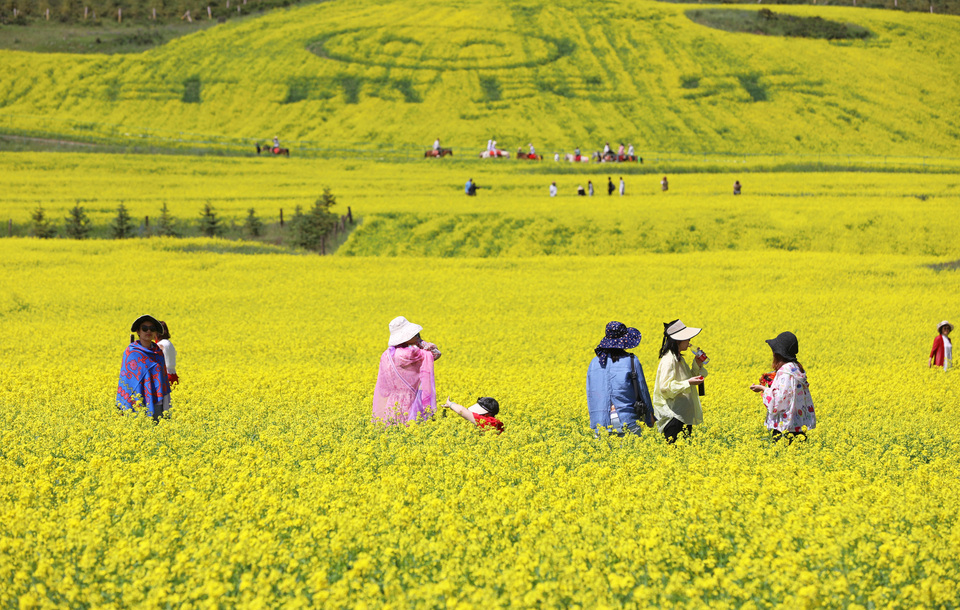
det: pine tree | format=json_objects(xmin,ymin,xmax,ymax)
[
  {"xmin": 64, "ymin": 203, "xmax": 91, "ymax": 239},
  {"xmin": 31, "ymin": 206, "xmax": 57, "ymax": 239},
  {"xmin": 292, "ymin": 189, "xmax": 339, "ymax": 252},
  {"xmin": 244, "ymin": 207, "xmax": 263, "ymax": 238},
  {"xmin": 198, "ymin": 202, "xmax": 222, "ymax": 237},
  {"xmin": 111, "ymin": 203, "xmax": 133, "ymax": 239},
  {"xmin": 156, "ymin": 202, "xmax": 179, "ymax": 237}
]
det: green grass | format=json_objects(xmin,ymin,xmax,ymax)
[
  {"xmin": 0, "ymin": 20, "xmax": 219, "ymax": 53},
  {"xmin": 688, "ymin": 8, "xmax": 872, "ymax": 40}
]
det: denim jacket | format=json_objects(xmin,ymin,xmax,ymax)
[{"xmin": 586, "ymin": 354, "xmax": 653, "ymax": 431}]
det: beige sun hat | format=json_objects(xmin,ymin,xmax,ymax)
[
  {"xmin": 388, "ymin": 316, "xmax": 423, "ymax": 347},
  {"xmin": 938, "ymin": 320, "xmax": 954, "ymax": 333},
  {"xmin": 665, "ymin": 319, "xmax": 702, "ymax": 341}
]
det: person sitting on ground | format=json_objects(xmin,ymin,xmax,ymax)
[
  {"xmin": 465, "ymin": 178, "xmax": 479, "ymax": 196},
  {"xmin": 550, "ymin": 182, "xmax": 558, "ymax": 197},
  {"xmin": 117, "ymin": 314, "xmax": 171, "ymax": 423},
  {"xmin": 443, "ymin": 396, "xmax": 504, "ymax": 433},
  {"xmin": 734, "ymin": 180, "xmax": 742, "ymax": 195},
  {"xmin": 750, "ymin": 331, "xmax": 816, "ymax": 443},
  {"xmin": 577, "ymin": 184, "xmax": 586, "ymax": 196}
]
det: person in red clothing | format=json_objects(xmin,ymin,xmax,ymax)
[
  {"xmin": 929, "ymin": 320, "xmax": 953, "ymax": 371},
  {"xmin": 442, "ymin": 396, "xmax": 504, "ymax": 433}
]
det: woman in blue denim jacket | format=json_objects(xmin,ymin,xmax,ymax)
[{"xmin": 586, "ymin": 321, "xmax": 655, "ymax": 437}]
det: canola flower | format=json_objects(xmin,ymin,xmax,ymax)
[{"xmin": 1, "ymin": 239, "xmax": 958, "ymax": 607}]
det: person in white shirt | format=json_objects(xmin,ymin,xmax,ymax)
[
  {"xmin": 487, "ymin": 139, "xmax": 493, "ymax": 152},
  {"xmin": 588, "ymin": 181, "xmax": 594, "ymax": 196},
  {"xmin": 930, "ymin": 321, "xmax": 953, "ymax": 371},
  {"xmin": 433, "ymin": 138, "xmax": 440, "ymax": 151},
  {"xmin": 272, "ymin": 136, "xmax": 280, "ymax": 149},
  {"xmin": 619, "ymin": 177, "xmax": 625, "ymax": 196},
  {"xmin": 529, "ymin": 143, "xmax": 535, "ymax": 156},
  {"xmin": 549, "ymin": 182, "xmax": 558, "ymax": 197},
  {"xmin": 157, "ymin": 320, "xmax": 178, "ymax": 386},
  {"xmin": 628, "ymin": 144, "xmax": 635, "ymax": 157}
]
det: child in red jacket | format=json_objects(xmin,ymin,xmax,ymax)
[{"xmin": 442, "ymin": 396, "xmax": 504, "ymax": 433}]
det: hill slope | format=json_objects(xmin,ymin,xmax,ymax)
[{"xmin": 0, "ymin": 0, "xmax": 958, "ymax": 155}]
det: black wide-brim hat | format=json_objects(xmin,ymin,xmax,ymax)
[
  {"xmin": 766, "ymin": 331, "xmax": 799, "ymax": 362},
  {"xmin": 130, "ymin": 314, "xmax": 162, "ymax": 333},
  {"xmin": 597, "ymin": 321, "xmax": 642, "ymax": 351}
]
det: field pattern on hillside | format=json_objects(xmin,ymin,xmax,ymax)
[{"xmin": 0, "ymin": 0, "xmax": 959, "ymax": 155}]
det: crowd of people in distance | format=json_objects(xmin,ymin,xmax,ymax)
[
  {"xmin": 544, "ymin": 176, "xmax": 741, "ymax": 197},
  {"xmin": 114, "ymin": 315, "xmax": 954, "ymax": 438}
]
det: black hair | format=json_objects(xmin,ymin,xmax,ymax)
[
  {"xmin": 658, "ymin": 319, "xmax": 682, "ymax": 360},
  {"xmin": 159, "ymin": 321, "xmax": 170, "ymax": 340},
  {"xmin": 596, "ymin": 347, "xmax": 629, "ymax": 364},
  {"xmin": 477, "ymin": 396, "xmax": 499, "ymax": 417}
]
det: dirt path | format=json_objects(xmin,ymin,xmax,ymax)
[{"xmin": 0, "ymin": 134, "xmax": 96, "ymax": 148}]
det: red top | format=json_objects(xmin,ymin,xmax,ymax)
[
  {"xmin": 930, "ymin": 335, "xmax": 945, "ymax": 367},
  {"xmin": 474, "ymin": 414, "xmax": 504, "ymax": 433}
]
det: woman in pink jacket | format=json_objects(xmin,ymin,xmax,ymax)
[
  {"xmin": 372, "ymin": 316, "xmax": 442, "ymax": 425},
  {"xmin": 929, "ymin": 321, "xmax": 953, "ymax": 371},
  {"xmin": 749, "ymin": 331, "xmax": 816, "ymax": 444}
]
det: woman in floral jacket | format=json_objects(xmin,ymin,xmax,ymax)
[{"xmin": 750, "ymin": 331, "xmax": 816, "ymax": 443}]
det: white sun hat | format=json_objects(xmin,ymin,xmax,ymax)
[
  {"xmin": 388, "ymin": 316, "xmax": 423, "ymax": 347},
  {"xmin": 938, "ymin": 320, "xmax": 954, "ymax": 333},
  {"xmin": 665, "ymin": 319, "xmax": 702, "ymax": 341}
]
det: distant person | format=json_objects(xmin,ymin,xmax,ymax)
[
  {"xmin": 157, "ymin": 321, "xmax": 178, "ymax": 387},
  {"xmin": 550, "ymin": 182, "xmax": 558, "ymax": 197},
  {"xmin": 628, "ymin": 144, "xmax": 635, "ymax": 157},
  {"xmin": 273, "ymin": 135, "xmax": 280, "ymax": 148},
  {"xmin": 372, "ymin": 316, "xmax": 441, "ymax": 425},
  {"xmin": 487, "ymin": 139, "xmax": 493, "ymax": 152},
  {"xmin": 652, "ymin": 320, "xmax": 707, "ymax": 443},
  {"xmin": 554, "ymin": 152, "xmax": 560, "ymax": 162},
  {"xmin": 465, "ymin": 178, "xmax": 479, "ymax": 196},
  {"xmin": 586, "ymin": 321, "xmax": 654, "ymax": 437},
  {"xmin": 117, "ymin": 314, "xmax": 171, "ymax": 423},
  {"xmin": 929, "ymin": 321, "xmax": 953, "ymax": 371},
  {"xmin": 618, "ymin": 143, "xmax": 625, "ymax": 158},
  {"xmin": 442, "ymin": 396, "xmax": 504, "ymax": 433},
  {"xmin": 491, "ymin": 139, "xmax": 497, "ymax": 151},
  {"xmin": 433, "ymin": 137, "xmax": 441, "ymax": 152},
  {"xmin": 619, "ymin": 177, "xmax": 625, "ymax": 196},
  {"xmin": 661, "ymin": 176, "xmax": 669, "ymax": 192},
  {"xmin": 574, "ymin": 146, "xmax": 581, "ymax": 161},
  {"xmin": 603, "ymin": 142, "xmax": 611, "ymax": 158},
  {"xmin": 607, "ymin": 177, "xmax": 615, "ymax": 196},
  {"xmin": 588, "ymin": 181, "xmax": 594, "ymax": 196},
  {"xmin": 577, "ymin": 184, "xmax": 586, "ymax": 196},
  {"xmin": 734, "ymin": 180, "xmax": 741, "ymax": 195},
  {"xmin": 529, "ymin": 143, "xmax": 536, "ymax": 156},
  {"xmin": 750, "ymin": 331, "xmax": 816, "ymax": 443}
]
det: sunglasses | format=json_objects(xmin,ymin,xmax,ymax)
[{"xmin": 140, "ymin": 325, "xmax": 158, "ymax": 333}]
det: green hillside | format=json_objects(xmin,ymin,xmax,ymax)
[{"xmin": 0, "ymin": 0, "xmax": 959, "ymax": 155}]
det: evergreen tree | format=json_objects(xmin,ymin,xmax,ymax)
[
  {"xmin": 64, "ymin": 203, "xmax": 91, "ymax": 239},
  {"xmin": 243, "ymin": 207, "xmax": 264, "ymax": 238},
  {"xmin": 293, "ymin": 189, "xmax": 339, "ymax": 252},
  {"xmin": 198, "ymin": 202, "xmax": 222, "ymax": 237},
  {"xmin": 31, "ymin": 206, "xmax": 57, "ymax": 239},
  {"xmin": 156, "ymin": 202, "xmax": 179, "ymax": 237},
  {"xmin": 111, "ymin": 203, "xmax": 133, "ymax": 239}
]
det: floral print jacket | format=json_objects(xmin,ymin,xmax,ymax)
[{"xmin": 763, "ymin": 362, "xmax": 816, "ymax": 433}]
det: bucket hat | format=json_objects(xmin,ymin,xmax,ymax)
[
  {"xmin": 938, "ymin": 320, "xmax": 953, "ymax": 333},
  {"xmin": 130, "ymin": 314, "xmax": 162, "ymax": 333},
  {"xmin": 664, "ymin": 320, "xmax": 701, "ymax": 342},
  {"xmin": 766, "ymin": 331, "xmax": 799, "ymax": 362},
  {"xmin": 388, "ymin": 316, "xmax": 423, "ymax": 347},
  {"xmin": 468, "ymin": 397, "xmax": 500, "ymax": 417},
  {"xmin": 597, "ymin": 321, "xmax": 642, "ymax": 351}
]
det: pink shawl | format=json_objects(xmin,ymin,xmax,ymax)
[{"xmin": 372, "ymin": 346, "xmax": 436, "ymax": 425}]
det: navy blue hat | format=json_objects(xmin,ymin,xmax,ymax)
[{"xmin": 597, "ymin": 321, "xmax": 641, "ymax": 352}]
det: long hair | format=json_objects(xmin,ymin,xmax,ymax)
[
  {"xmin": 773, "ymin": 352, "xmax": 805, "ymax": 374},
  {"xmin": 159, "ymin": 321, "xmax": 171, "ymax": 341},
  {"xmin": 658, "ymin": 319, "xmax": 682, "ymax": 360}
]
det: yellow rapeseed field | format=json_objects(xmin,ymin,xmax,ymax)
[{"xmin": 2, "ymin": 238, "xmax": 958, "ymax": 607}]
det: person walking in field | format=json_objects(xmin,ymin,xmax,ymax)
[
  {"xmin": 734, "ymin": 180, "xmax": 742, "ymax": 195},
  {"xmin": 550, "ymin": 182, "xmax": 558, "ymax": 197},
  {"xmin": 749, "ymin": 331, "xmax": 816, "ymax": 443},
  {"xmin": 588, "ymin": 181, "xmax": 594, "ymax": 196},
  {"xmin": 372, "ymin": 316, "xmax": 442, "ymax": 425},
  {"xmin": 607, "ymin": 177, "xmax": 615, "ymax": 196},
  {"xmin": 619, "ymin": 177, "xmax": 625, "ymax": 196},
  {"xmin": 442, "ymin": 396, "xmax": 504, "ymax": 433},
  {"xmin": 157, "ymin": 321, "xmax": 178, "ymax": 387},
  {"xmin": 587, "ymin": 321, "xmax": 655, "ymax": 437},
  {"xmin": 929, "ymin": 321, "xmax": 953, "ymax": 371},
  {"xmin": 661, "ymin": 176, "xmax": 669, "ymax": 192},
  {"xmin": 652, "ymin": 320, "xmax": 707, "ymax": 443},
  {"xmin": 117, "ymin": 314, "xmax": 171, "ymax": 423}
]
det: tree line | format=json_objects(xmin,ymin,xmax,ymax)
[
  {"xmin": 22, "ymin": 188, "xmax": 348, "ymax": 254},
  {"xmin": 0, "ymin": 0, "xmax": 314, "ymax": 24}
]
